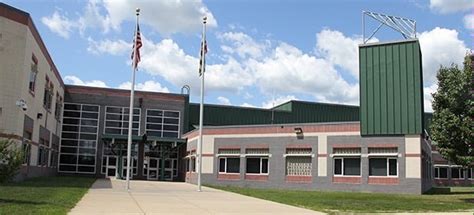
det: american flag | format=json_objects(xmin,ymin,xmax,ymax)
[
  {"xmin": 198, "ymin": 40, "xmax": 207, "ymax": 76},
  {"xmin": 131, "ymin": 24, "xmax": 142, "ymax": 69}
]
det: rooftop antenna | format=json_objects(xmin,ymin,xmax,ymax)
[
  {"xmin": 181, "ymin": 85, "xmax": 190, "ymax": 95},
  {"xmin": 362, "ymin": 11, "xmax": 416, "ymax": 44}
]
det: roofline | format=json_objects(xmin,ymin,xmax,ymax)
[
  {"xmin": 189, "ymin": 102, "xmax": 276, "ymax": 111},
  {"xmin": 183, "ymin": 121, "xmax": 360, "ymax": 137},
  {"xmin": 65, "ymin": 84, "xmax": 188, "ymax": 100},
  {"xmin": 359, "ymin": 38, "xmax": 419, "ymax": 48},
  {"xmin": 0, "ymin": 3, "xmax": 65, "ymax": 88},
  {"xmin": 273, "ymin": 100, "xmax": 360, "ymax": 109}
]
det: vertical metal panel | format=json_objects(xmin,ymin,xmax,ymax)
[{"xmin": 359, "ymin": 39, "xmax": 424, "ymax": 135}]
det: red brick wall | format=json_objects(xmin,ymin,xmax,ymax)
[
  {"xmin": 245, "ymin": 174, "xmax": 268, "ymax": 181},
  {"xmin": 286, "ymin": 175, "xmax": 312, "ymax": 183},
  {"xmin": 368, "ymin": 177, "xmax": 399, "ymax": 185},
  {"xmin": 217, "ymin": 173, "xmax": 240, "ymax": 180},
  {"xmin": 332, "ymin": 176, "xmax": 361, "ymax": 184}
]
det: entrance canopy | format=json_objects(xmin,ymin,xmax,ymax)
[{"xmin": 101, "ymin": 134, "xmax": 187, "ymax": 148}]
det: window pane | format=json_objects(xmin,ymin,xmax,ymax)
[
  {"xmin": 164, "ymin": 111, "xmax": 179, "ymax": 118},
  {"xmin": 60, "ymin": 147, "xmax": 77, "ymax": 154},
  {"xmin": 80, "ymin": 133, "xmax": 97, "ymax": 140},
  {"xmin": 369, "ymin": 158, "xmax": 387, "ymax": 176},
  {"xmin": 62, "ymin": 132, "xmax": 78, "ymax": 139},
  {"xmin": 147, "ymin": 117, "xmax": 162, "ymax": 123},
  {"xmin": 82, "ymin": 112, "xmax": 98, "ymax": 119},
  {"xmin": 80, "ymin": 126, "xmax": 97, "ymax": 133},
  {"xmin": 61, "ymin": 139, "xmax": 78, "ymax": 147},
  {"xmin": 163, "ymin": 132, "xmax": 178, "ymax": 138},
  {"xmin": 148, "ymin": 110, "xmax": 163, "ymax": 116},
  {"xmin": 60, "ymin": 154, "xmax": 77, "ymax": 164},
  {"xmin": 64, "ymin": 104, "xmax": 80, "ymax": 110},
  {"xmin": 106, "ymin": 114, "xmax": 122, "ymax": 120},
  {"xmin": 451, "ymin": 168, "xmax": 460, "ymax": 178},
  {"xmin": 59, "ymin": 165, "xmax": 76, "ymax": 172},
  {"xmin": 77, "ymin": 166, "xmax": 95, "ymax": 173},
  {"xmin": 163, "ymin": 125, "xmax": 178, "ymax": 131},
  {"xmin": 82, "ymin": 105, "xmax": 99, "ymax": 112},
  {"xmin": 163, "ymin": 118, "xmax": 179, "ymax": 124},
  {"xmin": 219, "ymin": 158, "xmax": 225, "ymax": 172},
  {"xmin": 261, "ymin": 158, "xmax": 269, "ymax": 173},
  {"xmin": 246, "ymin": 158, "xmax": 261, "ymax": 174},
  {"xmin": 435, "ymin": 168, "xmax": 439, "ymax": 178},
  {"xmin": 389, "ymin": 159, "xmax": 397, "ymax": 176},
  {"xmin": 227, "ymin": 158, "xmax": 240, "ymax": 173},
  {"xmin": 344, "ymin": 158, "xmax": 360, "ymax": 176},
  {"xmin": 439, "ymin": 167, "xmax": 448, "ymax": 178},
  {"xmin": 63, "ymin": 118, "xmax": 79, "ymax": 125},
  {"xmin": 78, "ymin": 155, "xmax": 95, "ymax": 165},
  {"xmin": 63, "ymin": 111, "xmax": 80, "ymax": 118},
  {"xmin": 63, "ymin": 125, "xmax": 79, "ymax": 132},
  {"xmin": 146, "ymin": 124, "xmax": 162, "ymax": 130},
  {"xmin": 334, "ymin": 159, "xmax": 342, "ymax": 175},
  {"xmin": 81, "ymin": 119, "xmax": 98, "ymax": 126}
]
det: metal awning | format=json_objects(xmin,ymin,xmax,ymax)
[{"xmin": 101, "ymin": 134, "xmax": 187, "ymax": 146}]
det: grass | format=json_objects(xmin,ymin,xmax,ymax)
[
  {"xmin": 0, "ymin": 176, "xmax": 96, "ymax": 215},
  {"xmin": 209, "ymin": 185, "xmax": 474, "ymax": 214}
]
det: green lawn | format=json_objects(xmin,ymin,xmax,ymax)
[
  {"xmin": 209, "ymin": 185, "xmax": 474, "ymax": 214},
  {"xmin": 0, "ymin": 176, "xmax": 96, "ymax": 215}
]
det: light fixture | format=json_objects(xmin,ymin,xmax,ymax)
[
  {"xmin": 37, "ymin": 113, "xmax": 43, "ymax": 119},
  {"xmin": 294, "ymin": 127, "xmax": 303, "ymax": 134}
]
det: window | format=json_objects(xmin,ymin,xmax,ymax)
[
  {"xmin": 469, "ymin": 168, "xmax": 473, "ymax": 179},
  {"xmin": 104, "ymin": 106, "xmax": 140, "ymax": 136},
  {"xmin": 219, "ymin": 157, "xmax": 240, "ymax": 173},
  {"xmin": 190, "ymin": 157, "xmax": 196, "ymax": 172},
  {"xmin": 218, "ymin": 149, "xmax": 240, "ymax": 174},
  {"xmin": 22, "ymin": 130, "xmax": 32, "ymax": 165},
  {"xmin": 59, "ymin": 103, "xmax": 99, "ymax": 174},
  {"xmin": 434, "ymin": 166, "xmax": 448, "ymax": 179},
  {"xmin": 245, "ymin": 148, "xmax": 269, "ymax": 175},
  {"xmin": 369, "ymin": 158, "xmax": 397, "ymax": 176},
  {"xmin": 29, "ymin": 63, "xmax": 38, "ymax": 92},
  {"xmin": 451, "ymin": 167, "xmax": 464, "ymax": 179},
  {"xmin": 146, "ymin": 109, "xmax": 180, "ymax": 138},
  {"xmin": 37, "ymin": 146, "xmax": 48, "ymax": 166},
  {"xmin": 246, "ymin": 157, "xmax": 268, "ymax": 174},
  {"xmin": 285, "ymin": 148, "xmax": 312, "ymax": 176},
  {"xmin": 22, "ymin": 143, "xmax": 31, "ymax": 165},
  {"xmin": 43, "ymin": 77, "xmax": 54, "ymax": 111},
  {"xmin": 54, "ymin": 94, "xmax": 62, "ymax": 120},
  {"xmin": 334, "ymin": 157, "xmax": 361, "ymax": 176}
]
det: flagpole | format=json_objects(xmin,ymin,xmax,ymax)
[
  {"xmin": 197, "ymin": 16, "xmax": 207, "ymax": 192},
  {"xmin": 126, "ymin": 7, "xmax": 140, "ymax": 191}
]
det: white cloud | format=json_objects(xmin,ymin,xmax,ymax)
[
  {"xmin": 418, "ymin": 27, "xmax": 470, "ymax": 85},
  {"xmin": 118, "ymin": 80, "xmax": 169, "ymax": 93},
  {"xmin": 65, "ymin": 76, "xmax": 169, "ymax": 92},
  {"xmin": 64, "ymin": 75, "xmax": 108, "ymax": 87},
  {"xmin": 87, "ymin": 37, "xmax": 130, "ymax": 55},
  {"xmin": 261, "ymin": 95, "xmax": 297, "ymax": 108},
  {"xmin": 41, "ymin": 11, "xmax": 75, "ymax": 39},
  {"xmin": 464, "ymin": 13, "xmax": 474, "ymax": 31},
  {"xmin": 42, "ymin": 0, "xmax": 217, "ymax": 37},
  {"xmin": 248, "ymin": 42, "xmax": 359, "ymax": 105},
  {"xmin": 101, "ymin": 0, "xmax": 216, "ymax": 35},
  {"xmin": 217, "ymin": 96, "xmax": 231, "ymax": 105},
  {"xmin": 315, "ymin": 29, "xmax": 378, "ymax": 79},
  {"xmin": 217, "ymin": 32, "xmax": 269, "ymax": 59},
  {"xmin": 424, "ymin": 84, "xmax": 438, "ymax": 112},
  {"xmin": 429, "ymin": 0, "xmax": 474, "ymax": 14},
  {"xmin": 240, "ymin": 103, "xmax": 257, "ymax": 108},
  {"xmin": 139, "ymin": 38, "xmax": 253, "ymax": 93}
]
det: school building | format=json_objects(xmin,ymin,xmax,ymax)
[{"xmin": 0, "ymin": 3, "xmax": 472, "ymax": 194}]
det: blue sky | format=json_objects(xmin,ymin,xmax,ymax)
[{"xmin": 4, "ymin": 0, "xmax": 474, "ymax": 111}]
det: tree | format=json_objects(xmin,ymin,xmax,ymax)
[
  {"xmin": 0, "ymin": 139, "xmax": 24, "ymax": 183},
  {"xmin": 430, "ymin": 54, "xmax": 473, "ymax": 168}
]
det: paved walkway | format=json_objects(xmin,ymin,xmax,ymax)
[{"xmin": 69, "ymin": 179, "xmax": 322, "ymax": 215}]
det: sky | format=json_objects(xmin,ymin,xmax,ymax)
[{"xmin": 4, "ymin": 0, "xmax": 474, "ymax": 112}]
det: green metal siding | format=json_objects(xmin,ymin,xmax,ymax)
[{"xmin": 359, "ymin": 39, "xmax": 424, "ymax": 135}]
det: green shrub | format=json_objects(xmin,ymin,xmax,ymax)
[{"xmin": 0, "ymin": 139, "xmax": 24, "ymax": 183}]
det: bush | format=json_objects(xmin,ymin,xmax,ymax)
[{"xmin": 0, "ymin": 139, "xmax": 24, "ymax": 183}]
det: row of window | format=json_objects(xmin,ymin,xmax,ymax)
[
  {"xmin": 434, "ymin": 166, "xmax": 474, "ymax": 179},
  {"xmin": 62, "ymin": 105, "xmax": 181, "ymax": 138},
  {"xmin": 187, "ymin": 147, "xmax": 399, "ymax": 177},
  {"xmin": 59, "ymin": 103, "xmax": 100, "ymax": 174},
  {"xmin": 29, "ymin": 55, "xmax": 62, "ymax": 119}
]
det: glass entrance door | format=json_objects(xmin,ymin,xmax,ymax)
[
  {"xmin": 146, "ymin": 157, "xmax": 160, "ymax": 180},
  {"xmin": 163, "ymin": 158, "xmax": 178, "ymax": 181},
  {"xmin": 103, "ymin": 156, "xmax": 117, "ymax": 178}
]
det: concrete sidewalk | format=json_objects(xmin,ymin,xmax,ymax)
[{"xmin": 69, "ymin": 179, "xmax": 322, "ymax": 215}]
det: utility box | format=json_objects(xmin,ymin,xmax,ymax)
[{"xmin": 359, "ymin": 39, "xmax": 424, "ymax": 135}]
